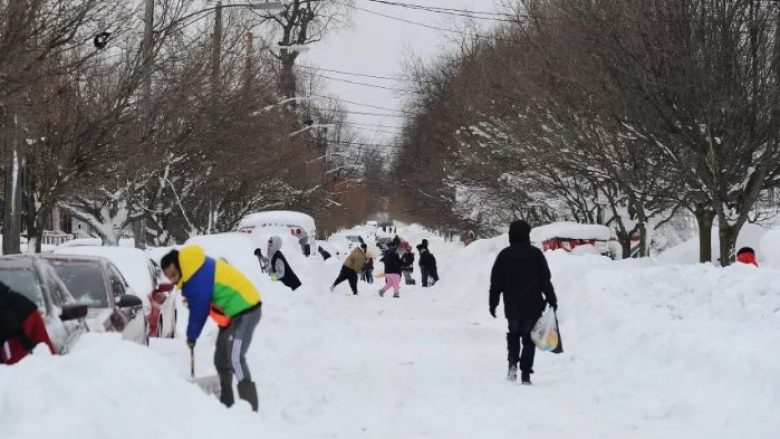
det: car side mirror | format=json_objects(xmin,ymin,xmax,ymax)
[
  {"xmin": 60, "ymin": 304, "xmax": 88, "ymax": 321},
  {"xmin": 117, "ymin": 294, "xmax": 142, "ymax": 308}
]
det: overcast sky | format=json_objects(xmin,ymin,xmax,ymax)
[{"xmin": 302, "ymin": 0, "xmax": 505, "ymax": 143}]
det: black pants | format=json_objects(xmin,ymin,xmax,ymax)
[
  {"xmin": 333, "ymin": 266, "xmax": 358, "ymax": 294},
  {"xmin": 421, "ymin": 267, "xmax": 439, "ymax": 287},
  {"xmin": 507, "ymin": 319, "xmax": 536, "ymax": 373},
  {"xmin": 361, "ymin": 268, "xmax": 374, "ymax": 284}
]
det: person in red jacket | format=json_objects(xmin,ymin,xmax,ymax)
[
  {"xmin": 0, "ymin": 282, "xmax": 56, "ymax": 365},
  {"xmin": 736, "ymin": 247, "xmax": 759, "ymax": 267}
]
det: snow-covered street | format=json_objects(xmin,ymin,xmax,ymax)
[{"xmin": 2, "ymin": 227, "xmax": 778, "ymax": 439}]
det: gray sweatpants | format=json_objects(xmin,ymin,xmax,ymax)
[{"xmin": 215, "ymin": 305, "xmax": 262, "ymax": 383}]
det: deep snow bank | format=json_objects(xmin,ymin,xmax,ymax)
[
  {"xmin": 0, "ymin": 334, "xmax": 259, "ymax": 439},
  {"xmin": 442, "ymin": 238, "xmax": 780, "ymax": 437}
]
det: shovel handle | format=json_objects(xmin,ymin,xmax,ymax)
[{"xmin": 189, "ymin": 345, "xmax": 195, "ymax": 379}]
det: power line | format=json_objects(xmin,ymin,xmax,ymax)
[
  {"xmin": 363, "ymin": 0, "xmax": 519, "ymax": 23},
  {"xmin": 341, "ymin": 121, "xmax": 406, "ymax": 131},
  {"xmin": 296, "ymin": 64, "xmax": 407, "ymax": 82},
  {"xmin": 327, "ymin": 108, "xmax": 408, "ymax": 118},
  {"xmin": 337, "ymin": 1, "xmax": 524, "ymax": 43},
  {"xmin": 311, "ymin": 72, "xmax": 411, "ymax": 92},
  {"xmin": 311, "ymin": 94, "xmax": 422, "ymax": 116}
]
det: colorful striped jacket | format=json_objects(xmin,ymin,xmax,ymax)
[{"xmin": 177, "ymin": 245, "xmax": 262, "ymax": 343}]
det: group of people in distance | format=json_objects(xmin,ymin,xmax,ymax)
[{"xmin": 330, "ymin": 235, "xmax": 439, "ymax": 298}]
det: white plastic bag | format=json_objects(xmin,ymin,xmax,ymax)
[{"xmin": 531, "ymin": 308, "xmax": 563, "ymax": 353}]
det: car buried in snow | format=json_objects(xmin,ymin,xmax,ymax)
[
  {"xmin": 41, "ymin": 254, "xmax": 148, "ymax": 345},
  {"xmin": 52, "ymin": 246, "xmax": 177, "ymax": 339},
  {"xmin": 530, "ymin": 222, "xmax": 613, "ymax": 257},
  {"xmin": 237, "ymin": 210, "xmax": 318, "ymax": 256},
  {"xmin": 0, "ymin": 255, "xmax": 89, "ymax": 355}
]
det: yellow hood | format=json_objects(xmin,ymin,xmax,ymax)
[{"xmin": 177, "ymin": 245, "xmax": 207, "ymax": 289}]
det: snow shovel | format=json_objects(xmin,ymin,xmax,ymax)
[{"xmin": 189, "ymin": 346, "xmax": 220, "ymax": 396}]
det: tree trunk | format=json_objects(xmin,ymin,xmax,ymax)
[
  {"xmin": 694, "ymin": 205, "xmax": 715, "ymax": 264},
  {"xmin": 2, "ymin": 114, "xmax": 22, "ymax": 255},
  {"xmin": 719, "ymin": 223, "xmax": 740, "ymax": 267}
]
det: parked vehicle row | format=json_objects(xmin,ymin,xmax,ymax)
[{"xmin": 0, "ymin": 246, "xmax": 178, "ymax": 361}]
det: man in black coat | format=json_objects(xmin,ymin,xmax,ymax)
[{"xmin": 489, "ymin": 220, "xmax": 558, "ymax": 384}]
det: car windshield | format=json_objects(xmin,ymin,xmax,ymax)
[
  {"xmin": 0, "ymin": 267, "xmax": 44, "ymax": 307},
  {"xmin": 49, "ymin": 262, "xmax": 108, "ymax": 308}
]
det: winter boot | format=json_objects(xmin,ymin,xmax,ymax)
[
  {"xmin": 507, "ymin": 363, "xmax": 518, "ymax": 382},
  {"xmin": 330, "ymin": 285, "xmax": 336, "ymax": 292},
  {"xmin": 378, "ymin": 288, "xmax": 385, "ymax": 297},
  {"xmin": 521, "ymin": 371, "xmax": 532, "ymax": 385},
  {"xmin": 219, "ymin": 376, "xmax": 235, "ymax": 408},
  {"xmin": 393, "ymin": 292, "xmax": 400, "ymax": 298},
  {"xmin": 237, "ymin": 379, "xmax": 259, "ymax": 412}
]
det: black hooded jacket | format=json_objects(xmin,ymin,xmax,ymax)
[{"xmin": 489, "ymin": 223, "xmax": 557, "ymax": 321}]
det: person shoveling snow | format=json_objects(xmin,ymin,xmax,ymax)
[{"xmin": 161, "ymin": 246, "xmax": 262, "ymax": 412}]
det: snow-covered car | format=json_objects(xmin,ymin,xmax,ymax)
[
  {"xmin": 0, "ymin": 255, "xmax": 89, "ymax": 354},
  {"xmin": 41, "ymin": 254, "xmax": 148, "ymax": 345},
  {"xmin": 530, "ymin": 222, "xmax": 612, "ymax": 256},
  {"xmin": 237, "ymin": 210, "xmax": 318, "ymax": 256},
  {"xmin": 52, "ymin": 246, "xmax": 177, "ymax": 339}
]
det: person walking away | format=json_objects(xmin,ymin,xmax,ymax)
[
  {"xmin": 379, "ymin": 243, "xmax": 403, "ymax": 298},
  {"xmin": 331, "ymin": 243, "xmax": 367, "ymax": 295},
  {"xmin": 362, "ymin": 257, "xmax": 375, "ymax": 284},
  {"xmin": 489, "ymin": 220, "xmax": 558, "ymax": 385},
  {"xmin": 161, "ymin": 246, "xmax": 262, "ymax": 411},
  {"xmin": 736, "ymin": 247, "xmax": 758, "ymax": 266},
  {"xmin": 417, "ymin": 239, "xmax": 439, "ymax": 287},
  {"xmin": 0, "ymin": 282, "xmax": 56, "ymax": 365},
  {"xmin": 399, "ymin": 242, "xmax": 416, "ymax": 285},
  {"xmin": 266, "ymin": 236, "xmax": 302, "ymax": 291}
]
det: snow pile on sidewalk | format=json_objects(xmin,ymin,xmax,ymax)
[{"xmin": 0, "ymin": 334, "xmax": 260, "ymax": 439}]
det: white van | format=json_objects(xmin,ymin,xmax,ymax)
[{"xmin": 237, "ymin": 211, "xmax": 317, "ymax": 256}]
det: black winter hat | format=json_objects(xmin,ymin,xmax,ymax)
[
  {"xmin": 508, "ymin": 220, "xmax": 531, "ymax": 243},
  {"xmin": 737, "ymin": 247, "xmax": 755, "ymax": 256},
  {"xmin": 421, "ymin": 239, "xmax": 429, "ymax": 249}
]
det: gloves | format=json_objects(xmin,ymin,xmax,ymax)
[
  {"xmin": 271, "ymin": 275, "xmax": 278, "ymax": 282},
  {"xmin": 187, "ymin": 339, "xmax": 196, "ymax": 349},
  {"xmin": 489, "ymin": 307, "xmax": 497, "ymax": 318}
]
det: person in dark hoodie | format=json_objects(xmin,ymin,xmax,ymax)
[
  {"xmin": 417, "ymin": 239, "xmax": 439, "ymax": 287},
  {"xmin": 399, "ymin": 241, "xmax": 416, "ymax": 285},
  {"xmin": 266, "ymin": 236, "xmax": 302, "ymax": 291},
  {"xmin": 489, "ymin": 220, "xmax": 558, "ymax": 385}
]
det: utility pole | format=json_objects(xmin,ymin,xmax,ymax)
[
  {"xmin": 211, "ymin": 0, "xmax": 223, "ymax": 100},
  {"xmin": 134, "ymin": 0, "xmax": 155, "ymax": 250}
]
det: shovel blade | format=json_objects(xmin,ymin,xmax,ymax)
[{"xmin": 191, "ymin": 375, "xmax": 221, "ymax": 396}]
